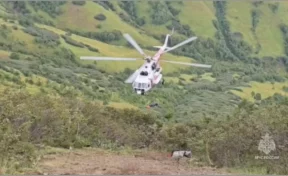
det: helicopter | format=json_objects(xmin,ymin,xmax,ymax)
[{"xmin": 80, "ymin": 29, "xmax": 212, "ymax": 95}]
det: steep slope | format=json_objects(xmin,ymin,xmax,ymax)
[
  {"xmin": 0, "ymin": 1, "xmax": 288, "ymax": 116},
  {"xmin": 226, "ymin": 1, "xmax": 288, "ymax": 57},
  {"xmin": 55, "ymin": 1, "xmax": 160, "ymax": 46},
  {"xmin": 175, "ymin": 1, "xmax": 216, "ymax": 38},
  {"xmin": 1, "ymin": 1, "xmax": 288, "ymax": 175}
]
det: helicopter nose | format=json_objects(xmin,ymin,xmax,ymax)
[{"xmin": 136, "ymin": 90, "xmax": 142, "ymax": 95}]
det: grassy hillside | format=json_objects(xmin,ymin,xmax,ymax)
[
  {"xmin": 176, "ymin": 2, "xmax": 216, "ymax": 38},
  {"xmin": 230, "ymin": 81, "xmax": 288, "ymax": 102},
  {"xmin": 226, "ymin": 1, "xmax": 288, "ymax": 57},
  {"xmin": 0, "ymin": 0, "xmax": 287, "ymax": 116},
  {"xmin": 0, "ymin": 1, "xmax": 288, "ymax": 175}
]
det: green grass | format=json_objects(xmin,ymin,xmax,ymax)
[
  {"xmin": 0, "ymin": 4, "xmax": 7, "ymax": 15},
  {"xmin": 230, "ymin": 81, "xmax": 288, "ymax": 102},
  {"xmin": 108, "ymin": 102, "xmax": 138, "ymax": 110},
  {"xmin": 226, "ymin": 2, "xmax": 258, "ymax": 52},
  {"xmin": 135, "ymin": 1, "xmax": 171, "ymax": 37},
  {"xmin": 180, "ymin": 74, "xmax": 196, "ymax": 81},
  {"xmin": 166, "ymin": 73, "xmax": 215, "ymax": 84},
  {"xmin": 0, "ymin": 68, "xmax": 137, "ymax": 110},
  {"xmin": 55, "ymin": 1, "xmax": 160, "ymax": 47},
  {"xmin": 226, "ymin": 1, "xmax": 288, "ymax": 57},
  {"xmin": 11, "ymin": 28, "xmax": 38, "ymax": 50},
  {"xmin": 0, "ymin": 17, "xmax": 196, "ymax": 74},
  {"xmin": 165, "ymin": 77, "xmax": 179, "ymax": 83},
  {"xmin": 166, "ymin": 74, "xmax": 196, "ymax": 84},
  {"xmin": 201, "ymin": 72, "xmax": 216, "ymax": 82},
  {"xmin": 176, "ymin": 1, "xmax": 216, "ymax": 39},
  {"xmin": 25, "ymin": 2, "xmax": 56, "ymax": 24},
  {"xmin": 254, "ymin": 2, "xmax": 286, "ymax": 57},
  {"xmin": 226, "ymin": 166, "xmax": 268, "ymax": 175},
  {"xmin": 134, "ymin": 1, "xmax": 216, "ymax": 39},
  {"xmin": 233, "ymin": 73, "xmax": 241, "ymax": 80},
  {"xmin": 0, "ymin": 18, "xmax": 56, "ymax": 54}
]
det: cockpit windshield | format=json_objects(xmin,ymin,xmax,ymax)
[{"xmin": 133, "ymin": 82, "xmax": 148, "ymax": 89}]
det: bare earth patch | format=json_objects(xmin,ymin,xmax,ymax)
[{"xmin": 32, "ymin": 148, "xmax": 230, "ymax": 175}]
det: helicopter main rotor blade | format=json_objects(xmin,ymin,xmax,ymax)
[
  {"xmin": 163, "ymin": 37, "xmax": 197, "ymax": 53},
  {"xmin": 161, "ymin": 60, "xmax": 212, "ymax": 68},
  {"xmin": 80, "ymin": 56, "xmax": 139, "ymax": 61},
  {"xmin": 123, "ymin": 33, "xmax": 146, "ymax": 56}
]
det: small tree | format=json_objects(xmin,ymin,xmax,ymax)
[
  {"xmin": 94, "ymin": 14, "xmax": 106, "ymax": 21},
  {"xmin": 254, "ymin": 93, "xmax": 262, "ymax": 101},
  {"xmin": 10, "ymin": 53, "xmax": 20, "ymax": 60}
]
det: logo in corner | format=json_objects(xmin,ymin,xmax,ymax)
[{"xmin": 258, "ymin": 133, "xmax": 276, "ymax": 155}]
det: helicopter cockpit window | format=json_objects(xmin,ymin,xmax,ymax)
[
  {"xmin": 140, "ymin": 71, "xmax": 148, "ymax": 76},
  {"xmin": 152, "ymin": 63, "xmax": 156, "ymax": 70},
  {"xmin": 133, "ymin": 82, "xmax": 148, "ymax": 89}
]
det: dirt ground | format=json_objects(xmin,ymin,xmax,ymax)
[{"xmin": 31, "ymin": 148, "xmax": 231, "ymax": 175}]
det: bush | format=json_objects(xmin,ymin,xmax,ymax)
[
  {"xmin": 254, "ymin": 93, "xmax": 262, "ymax": 100},
  {"xmin": 29, "ymin": 1, "xmax": 66, "ymax": 18},
  {"xmin": 71, "ymin": 29, "xmax": 122, "ymax": 43},
  {"xmin": 87, "ymin": 45, "xmax": 99, "ymax": 52},
  {"xmin": 282, "ymin": 86, "xmax": 288, "ymax": 92},
  {"xmin": 61, "ymin": 35, "xmax": 85, "ymax": 48},
  {"xmin": 94, "ymin": 14, "xmax": 106, "ymax": 21},
  {"xmin": 149, "ymin": 2, "xmax": 172, "ymax": 25},
  {"xmin": 10, "ymin": 53, "xmax": 20, "ymax": 60},
  {"xmin": 23, "ymin": 27, "xmax": 60, "ymax": 46},
  {"xmin": 19, "ymin": 18, "xmax": 33, "ymax": 27},
  {"xmin": 96, "ymin": 24, "xmax": 102, "ymax": 29},
  {"xmin": 12, "ymin": 25, "xmax": 18, "ymax": 30},
  {"xmin": 72, "ymin": 1, "xmax": 86, "ymax": 6}
]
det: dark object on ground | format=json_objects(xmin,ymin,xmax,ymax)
[{"xmin": 146, "ymin": 103, "xmax": 160, "ymax": 109}]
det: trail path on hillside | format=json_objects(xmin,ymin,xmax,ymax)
[{"xmin": 33, "ymin": 148, "xmax": 231, "ymax": 175}]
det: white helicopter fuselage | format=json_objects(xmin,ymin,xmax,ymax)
[
  {"xmin": 131, "ymin": 35, "xmax": 169, "ymax": 95},
  {"xmin": 132, "ymin": 60, "xmax": 163, "ymax": 95}
]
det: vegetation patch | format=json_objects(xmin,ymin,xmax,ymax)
[
  {"xmin": 29, "ymin": 1, "xmax": 66, "ymax": 18},
  {"xmin": 0, "ymin": 50, "xmax": 10, "ymax": 59},
  {"xmin": 72, "ymin": 1, "xmax": 86, "ymax": 6},
  {"xmin": 94, "ymin": 13, "xmax": 106, "ymax": 21},
  {"xmin": 230, "ymin": 81, "xmax": 288, "ymax": 102},
  {"xmin": 23, "ymin": 26, "xmax": 60, "ymax": 47},
  {"xmin": 149, "ymin": 2, "xmax": 173, "ymax": 25},
  {"xmin": 61, "ymin": 34, "xmax": 85, "ymax": 48}
]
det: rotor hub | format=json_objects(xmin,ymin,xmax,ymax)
[{"xmin": 144, "ymin": 56, "xmax": 153, "ymax": 62}]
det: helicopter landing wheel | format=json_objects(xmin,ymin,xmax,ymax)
[{"xmin": 162, "ymin": 79, "xmax": 165, "ymax": 85}]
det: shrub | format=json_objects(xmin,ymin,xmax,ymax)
[
  {"xmin": 61, "ymin": 35, "xmax": 85, "ymax": 48},
  {"xmin": 23, "ymin": 27, "xmax": 60, "ymax": 46},
  {"xmin": 10, "ymin": 53, "xmax": 20, "ymax": 60},
  {"xmin": 96, "ymin": 24, "xmax": 102, "ymax": 29},
  {"xmin": 94, "ymin": 14, "xmax": 106, "ymax": 21},
  {"xmin": 12, "ymin": 25, "xmax": 18, "ymax": 30},
  {"xmin": 72, "ymin": 1, "xmax": 86, "ymax": 6},
  {"xmin": 87, "ymin": 45, "xmax": 99, "ymax": 52}
]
